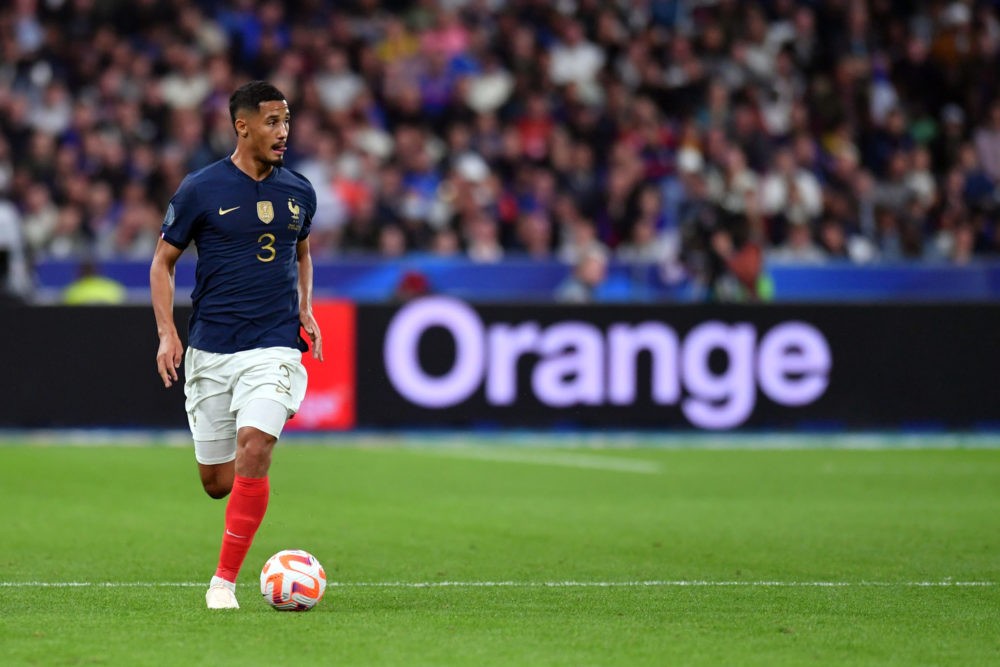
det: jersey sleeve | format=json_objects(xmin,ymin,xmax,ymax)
[
  {"xmin": 297, "ymin": 182, "xmax": 317, "ymax": 241},
  {"xmin": 160, "ymin": 178, "xmax": 201, "ymax": 249}
]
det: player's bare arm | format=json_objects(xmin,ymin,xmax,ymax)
[
  {"xmin": 297, "ymin": 237, "xmax": 323, "ymax": 362},
  {"xmin": 150, "ymin": 238, "xmax": 185, "ymax": 387}
]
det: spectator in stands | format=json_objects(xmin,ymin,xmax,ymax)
[
  {"xmin": 46, "ymin": 206, "xmax": 89, "ymax": 259},
  {"xmin": 616, "ymin": 184, "xmax": 684, "ymax": 278},
  {"xmin": 955, "ymin": 143, "xmax": 996, "ymax": 211},
  {"xmin": 463, "ymin": 210, "xmax": 504, "ymax": 264},
  {"xmin": 392, "ymin": 269, "xmax": 431, "ymax": 303},
  {"xmin": 0, "ymin": 195, "xmax": 30, "ymax": 301},
  {"xmin": 294, "ymin": 134, "xmax": 348, "ymax": 254},
  {"xmin": 429, "ymin": 226, "xmax": 460, "ymax": 257},
  {"xmin": 934, "ymin": 104, "xmax": 967, "ymax": 174},
  {"xmin": 769, "ymin": 221, "xmax": 827, "ymax": 265},
  {"xmin": 314, "ymin": 48, "xmax": 365, "ymax": 114},
  {"xmin": 555, "ymin": 246, "xmax": 609, "ymax": 304},
  {"xmin": 872, "ymin": 150, "xmax": 915, "ymax": 214},
  {"xmin": 549, "ymin": 19, "xmax": 605, "ymax": 91},
  {"xmin": 20, "ymin": 182, "xmax": 58, "ymax": 259},
  {"xmin": 513, "ymin": 210, "xmax": 553, "ymax": 260},
  {"xmin": 972, "ymin": 101, "xmax": 1000, "ymax": 184},
  {"xmin": 905, "ymin": 146, "xmax": 938, "ymax": 209},
  {"xmin": 759, "ymin": 146, "xmax": 823, "ymax": 231},
  {"xmin": 706, "ymin": 145, "xmax": 759, "ymax": 216},
  {"xmin": 817, "ymin": 217, "xmax": 850, "ymax": 261},
  {"xmin": 377, "ymin": 224, "xmax": 408, "ymax": 258},
  {"xmin": 556, "ymin": 206, "xmax": 608, "ymax": 269},
  {"xmin": 951, "ymin": 221, "xmax": 977, "ymax": 265},
  {"xmin": 62, "ymin": 260, "xmax": 126, "ymax": 305}
]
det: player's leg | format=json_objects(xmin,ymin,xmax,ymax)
[
  {"xmin": 234, "ymin": 419, "xmax": 282, "ymax": 478},
  {"xmin": 206, "ymin": 348, "xmax": 307, "ymax": 609},
  {"xmin": 185, "ymin": 350, "xmax": 239, "ymax": 499},
  {"xmin": 185, "ymin": 348, "xmax": 243, "ymax": 608},
  {"xmin": 208, "ymin": 399, "xmax": 290, "ymax": 608},
  {"xmin": 198, "ymin": 459, "xmax": 234, "ymax": 499}
]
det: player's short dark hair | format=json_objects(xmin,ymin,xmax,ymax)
[{"xmin": 229, "ymin": 80, "xmax": 287, "ymax": 129}]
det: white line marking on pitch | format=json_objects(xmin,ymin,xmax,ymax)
[
  {"xmin": 410, "ymin": 448, "xmax": 662, "ymax": 474},
  {"xmin": 0, "ymin": 580, "xmax": 993, "ymax": 588}
]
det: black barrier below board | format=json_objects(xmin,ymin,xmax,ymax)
[{"xmin": 0, "ymin": 305, "xmax": 192, "ymax": 428}]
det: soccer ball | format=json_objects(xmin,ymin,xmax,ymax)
[{"xmin": 260, "ymin": 549, "xmax": 327, "ymax": 611}]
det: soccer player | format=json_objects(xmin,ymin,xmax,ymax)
[{"xmin": 150, "ymin": 81, "xmax": 323, "ymax": 609}]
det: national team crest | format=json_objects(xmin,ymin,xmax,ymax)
[{"xmin": 257, "ymin": 200, "xmax": 274, "ymax": 224}]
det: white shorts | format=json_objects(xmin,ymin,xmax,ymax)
[{"xmin": 184, "ymin": 346, "xmax": 307, "ymax": 462}]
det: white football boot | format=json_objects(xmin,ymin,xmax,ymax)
[{"xmin": 205, "ymin": 577, "xmax": 239, "ymax": 609}]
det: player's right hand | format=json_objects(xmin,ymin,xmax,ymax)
[{"xmin": 156, "ymin": 333, "xmax": 184, "ymax": 388}]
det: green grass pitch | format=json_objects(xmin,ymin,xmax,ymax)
[{"xmin": 1, "ymin": 435, "xmax": 999, "ymax": 666}]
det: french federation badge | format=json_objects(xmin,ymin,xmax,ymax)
[{"xmin": 257, "ymin": 200, "xmax": 274, "ymax": 224}]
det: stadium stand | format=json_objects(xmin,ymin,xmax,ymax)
[{"xmin": 1, "ymin": 0, "xmax": 999, "ymax": 303}]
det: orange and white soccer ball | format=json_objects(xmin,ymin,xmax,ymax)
[{"xmin": 260, "ymin": 549, "xmax": 327, "ymax": 611}]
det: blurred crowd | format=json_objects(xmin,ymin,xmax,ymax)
[{"xmin": 1, "ymin": 0, "xmax": 1000, "ymax": 301}]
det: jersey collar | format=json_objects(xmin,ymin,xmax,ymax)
[{"xmin": 225, "ymin": 155, "xmax": 280, "ymax": 183}]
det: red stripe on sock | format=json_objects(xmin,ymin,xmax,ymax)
[{"xmin": 214, "ymin": 476, "xmax": 269, "ymax": 583}]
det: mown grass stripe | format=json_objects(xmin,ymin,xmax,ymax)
[{"xmin": 1, "ymin": 580, "xmax": 994, "ymax": 588}]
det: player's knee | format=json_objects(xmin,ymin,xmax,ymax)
[
  {"xmin": 238, "ymin": 435, "xmax": 274, "ymax": 462},
  {"xmin": 236, "ymin": 428, "xmax": 277, "ymax": 475},
  {"xmin": 198, "ymin": 461, "xmax": 234, "ymax": 499},
  {"xmin": 234, "ymin": 399, "xmax": 286, "ymax": 475},
  {"xmin": 202, "ymin": 480, "xmax": 231, "ymax": 499}
]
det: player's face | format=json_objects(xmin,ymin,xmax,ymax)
[{"xmin": 248, "ymin": 100, "xmax": 290, "ymax": 167}]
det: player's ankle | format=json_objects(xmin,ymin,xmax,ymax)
[{"xmin": 210, "ymin": 574, "xmax": 236, "ymax": 592}]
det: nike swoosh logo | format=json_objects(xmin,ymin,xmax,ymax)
[
  {"xmin": 225, "ymin": 529, "xmax": 248, "ymax": 539},
  {"xmin": 218, "ymin": 206, "xmax": 240, "ymax": 216}
]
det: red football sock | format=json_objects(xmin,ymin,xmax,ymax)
[{"xmin": 214, "ymin": 475, "xmax": 269, "ymax": 583}]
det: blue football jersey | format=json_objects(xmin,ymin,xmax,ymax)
[{"xmin": 160, "ymin": 158, "xmax": 317, "ymax": 354}]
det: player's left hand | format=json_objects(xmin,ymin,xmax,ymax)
[{"xmin": 300, "ymin": 310, "xmax": 323, "ymax": 361}]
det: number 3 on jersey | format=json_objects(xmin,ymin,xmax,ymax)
[{"xmin": 257, "ymin": 233, "xmax": 276, "ymax": 262}]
